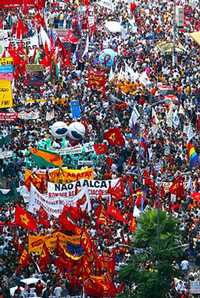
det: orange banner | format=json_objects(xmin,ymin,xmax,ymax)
[
  {"xmin": 28, "ymin": 232, "xmax": 82, "ymax": 255},
  {"xmin": 25, "ymin": 167, "xmax": 94, "ymax": 191}
]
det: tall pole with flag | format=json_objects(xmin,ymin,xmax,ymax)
[{"xmin": 172, "ymin": 0, "xmax": 176, "ymax": 67}]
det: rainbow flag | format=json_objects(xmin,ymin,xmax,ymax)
[
  {"xmin": 30, "ymin": 148, "xmax": 63, "ymax": 168},
  {"xmin": 187, "ymin": 143, "xmax": 199, "ymax": 168}
]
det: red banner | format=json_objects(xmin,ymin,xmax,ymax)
[
  {"xmin": 0, "ymin": 112, "xmax": 18, "ymax": 122},
  {"xmin": 0, "ymin": 0, "xmax": 45, "ymax": 8}
]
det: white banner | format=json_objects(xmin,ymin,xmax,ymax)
[
  {"xmin": 97, "ymin": 0, "xmax": 115, "ymax": 10},
  {"xmin": 0, "ymin": 150, "xmax": 13, "ymax": 159},
  {"xmin": 190, "ymin": 281, "xmax": 200, "ymax": 294},
  {"xmin": 48, "ymin": 178, "xmax": 119, "ymax": 199},
  {"xmin": 18, "ymin": 111, "xmax": 40, "ymax": 120},
  {"xmin": 50, "ymin": 142, "xmax": 95, "ymax": 155},
  {"xmin": 28, "ymin": 184, "xmax": 91, "ymax": 218}
]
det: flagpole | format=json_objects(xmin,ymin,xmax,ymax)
[
  {"xmin": 172, "ymin": 0, "xmax": 176, "ymax": 67},
  {"xmin": 82, "ymin": 285, "xmax": 86, "ymax": 298}
]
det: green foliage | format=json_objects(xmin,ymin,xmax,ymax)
[{"xmin": 118, "ymin": 209, "xmax": 183, "ymax": 298}]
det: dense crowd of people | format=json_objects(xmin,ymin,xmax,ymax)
[{"xmin": 0, "ymin": 0, "xmax": 199, "ymax": 297}]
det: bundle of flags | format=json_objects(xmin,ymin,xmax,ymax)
[{"xmin": 187, "ymin": 143, "xmax": 199, "ymax": 168}]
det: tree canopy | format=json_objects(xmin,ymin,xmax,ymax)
[{"xmin": 118, "ymin": 209, "xmax": 184, "ymax": 298}]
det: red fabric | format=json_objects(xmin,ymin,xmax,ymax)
[
  {"xmin": 160, "ymin": 185, "xmax": 166, "ymax": 199},
  {"xmin": 100, "ymin": 253, "xmax": 116, "ymax": 274},
  {"xmin": 143, "ymin": 171, "xmax": 157, "ymax": 195},
  {"xmin": 78, "ymin": 256, "xmax": 92, "ymax": 279},
  {"xmin": 87, "ymin": 68, "xmax": 107, "ymax": 96},
  {"xmin": 129, "ymin": 215, "xmax": 136, "ymax": 232},
  {"xmin": 59, "ymin": 206, "xmax": 81, "ymax": 234},
  {"xmin": 63, "ymin": 30, "xmax": 79, "ymax": 44},
  {"xmin": 16, "ymin": 41, "xmax": 26, "ymax": 56},
  {"xmin": 108, "ymin": 179, "xmax": 125, "ymax": 200},
  {"xmin": 23, "ymin": 0, "xmax": 29, "ymax": 14},
  {"xmin": 83, "ymin": 0, "xmax": 90, "ymax": 7},
  {"xmin": 114, "ymin": 102, "xmax": 128, "ymax": 110},
  {"xmin": 106, "ymin": 203, "xmax": 124, "ymax": 222},
  {"xmin": 19, "ymin": 249, "xmax": 30, "ymax": 268},
  {"xmin": 34, "ymin": 13, "xmax": 45, "ymax": 27},
  {"xmin": 95, "ymin": 204, "xmax": 107, "ymax": 225},
  {"xmin": 0, "ymin": 0, "xmax": 45, "ymax": 8},
  {"xmin": 38, "ymin": 207, "xmax": 49, "ymax": 228},
  {"xmin": 106, "ymin": 157, "xmax": 113, "ymax": 168},
  {"xmin": 81, "ymin": 229, "xmax": 96, "ymax": 255},
  {"xmin": 15, "ymin": 205, "xmax": 37, "ymax": 231},
  {"xmin": 104, "ymin": 128, "xmax": 125, "ymax": 147},
  {"xmin": 16, "ymin": 249, "xmax": 30, "ymax": 274},
  {"xmin": 169, "ymin": 176, "xmax": 185, "ymax": 199},
  {"xmin": 127, "ymin": 176, "xmax": 134, "ymax": 194},
  {"xmin": 16, "ymin": 19, "xmax": 28, "ymax": 39},
  {"xmin": 196, "ymin": 116, "xmax": 200, "ymax": 131},
  {"xmin": 63, "ymin": 205, "xmax": 82, "ymax": 222},
  {"xmin": 94, "ymin": 143, "xmax": 108, "ymax": 155},
  {"xmin": 130, "ymin": 2, "xmax": 137, "ymax": 13},
  {"xmin": 191, "ymin": 192, "xmax": 200, "ymax": 202},
  {"xmin": 84, "ymin": 274, "xmax": 117, "ymax": 298},
  {"xmin": 38, "ymin": 243, "xmax": 50, "ymax": 272},
  {"xmin": 55, "ymin": 256, "xmax": 73, "ymax": 273}
]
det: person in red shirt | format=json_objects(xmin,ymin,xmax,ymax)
[{"xmin": 35, "ymin": 280, "xmax": 44, "ymax": 297}]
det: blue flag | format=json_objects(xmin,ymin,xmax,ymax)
[{"xmin": 70, "ymin": 100, "xmax": 81, "ymax": 120}]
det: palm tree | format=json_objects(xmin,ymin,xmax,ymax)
[{"xmin": 118, "ymin": 209, "xmax": 183, "ymax": 298}]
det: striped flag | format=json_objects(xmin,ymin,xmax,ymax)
[{"xmin": 30, "ymin": 148, "xmax": 63, "ymax": 168}]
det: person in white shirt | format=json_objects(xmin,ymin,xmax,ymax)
[
  {"xmin": 180, "ymin": 259, "xmax": 189, "ymax": 273},
  {"xmin": 53, "ymin": 285, "xmax": 62, "ymax": 298}
]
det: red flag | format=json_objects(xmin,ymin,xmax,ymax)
[
  {"xmin": 34, "ymin": 13, "xmax": 45, "ymax": 27},
  {"xmin": 38, "ymin": 243, "xmax": 50, "ymax": 272},
  {"xmin": 94, "ymin": 143, "xmax": 108, "ymax": 155},
  {"xmin": 129, "ymin": 215, "xmax": 137, "ymax": 233},
  {"xmin": 15, "ymin": 205, "xmax": 37, "ymax": 232},
  {"xmin": 59, "ymin": 206, "xmax": 81, "ymax": 234},
  {"xmin": 38, "ymin": 207, "xmax": 49, "ymax": 228},
  {"xmin": 104, "ymin": 128, "xmax": 125, "ymax": 147},
  {"xmin": 106, "ymin": 203, "xmax": 124, "ymax": 222},
  {"xmin": 23, "ymin": 0, "xmax": 29, "ymax": 14},
  {"xmin": 16, "ymin": 249, "xmax": 30, "ymax": 274},
  {"xmin": 143, "ymin": 170, "xmax": 157, "ymax": 195},
  {"xmin": 127, "ymin": 176, "xmax": 134, "ymax": 195},
  {"xmin": 16, "ymin": 18, "xmax": 28, "ymax": 39},
  {"xmin": 64, "ymin": 51, "xmax": 71, "ymax": 67},
  {"xmin": 19, "ymin": 249, "xmax": 30, "ymax": 268},
  {"xmin": 84, "ymin": 274, "xmax": 117, "ymax": 298},
  {"xmin": 169, "ymin": 176, "xmax": 185, "ymax": 199},
  {"xmin": 68, "ymin": 205, "xmax": 82, "ymax": 222},
  {"xmin": 84, "ymin": 276, "xmax": 105, "ymax": 297},
  {"xmin": 160, "ymin": 185, "xmax": 166, "ymax": 199},
  {"xmin": 130, "ymin": 2, "xmax": 137, "ymax": 13},
  {"xmin": 79, "ymin": 256, "xmax": 92, "ymax": 280},
  {"xmin": 83, "ymin": 0, "xmax": 90, "ymax": 7},
  {"xmin": 55, "ymin": 256, "xmax": 73, "ymax": 273},
  {"xmin": 17, "ymin": 41, "xmax": 26, "ymax": 56},
  {"xmin": 95, "ymin": 204, "xmax": 107, "ymax": 226},
  {"xmin": 191, "ymin": 192, "xmax": 200, "ymax": 202},
  {"xmin": 100, "ymin": 252, "xmax": 116, "ymax": 274},
  {"xmin": 81, "ymin": 229, "xmax": 96, "ymax": 256},
  {"xmin": 108, "ymin": 179, "xmax": 124, "ymax": 200}
]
